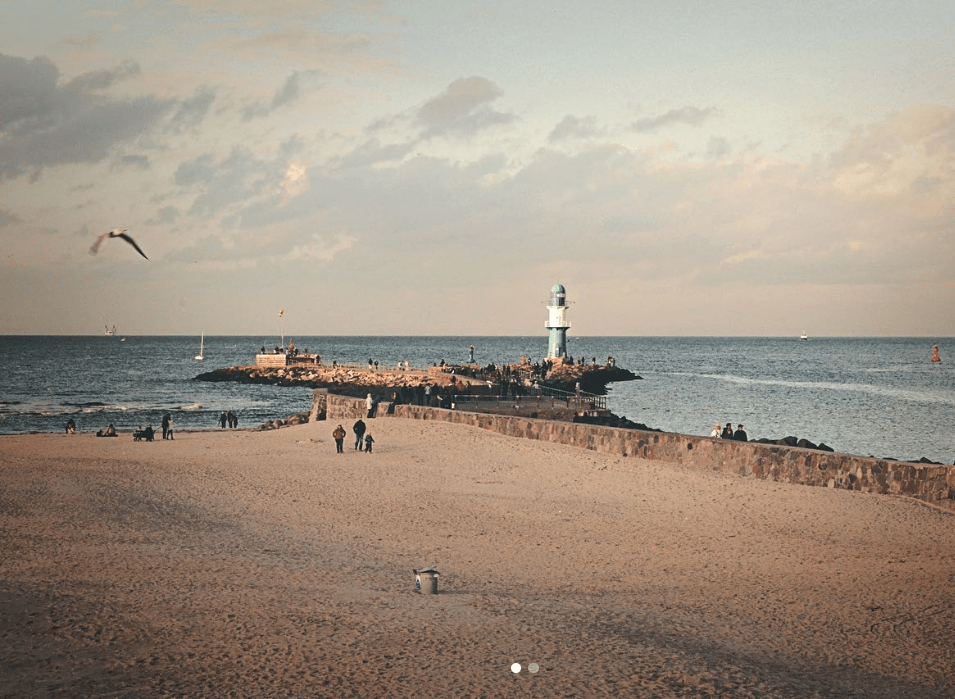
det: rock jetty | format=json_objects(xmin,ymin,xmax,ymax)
[{"xmin": 195, "ymin": 360, "xmax": 639, "ymax": 398}]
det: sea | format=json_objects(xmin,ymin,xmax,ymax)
[{"xmin": 1, "ymin": 335, "xmax": 953, "ymax": 464}]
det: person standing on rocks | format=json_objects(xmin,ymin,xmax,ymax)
[
  {"xmin": 353, "ymin": 418, "xmax": 366, "ymax": 451},
  {"xmin": 332, "ymin": 424, "xmax": 346, "ymax": 453},
  {"xmin": 733, "ymin": 424, "xmax": 748, "ymax": 441},
  {"xmin": 721, "ymin": 423, "xmax": 734, "ymax": 439}
]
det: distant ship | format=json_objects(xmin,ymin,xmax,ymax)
[
  {"xmin": 105, "ymin": 325, "xmax": 117, "ymax": 336},
  {"xmin": 799, "ymin": 332, "xmax": 808, "ymax": 341}
]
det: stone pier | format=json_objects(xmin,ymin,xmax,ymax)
[{"xmin": 321, "ymin": 392, "xmax": 955, "ymax": 512}]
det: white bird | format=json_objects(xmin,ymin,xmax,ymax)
[{"xmin": 90, "ymin": 229, "xmax": 149, "ymax": 260}]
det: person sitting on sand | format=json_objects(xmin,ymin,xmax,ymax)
[
  {"xmin": 96, "ymin": 424, "xmax": 117, "ymax": 437},
  {"xmin": 66, "ymin": 418, "xmax": 76, "ymax": 434}
]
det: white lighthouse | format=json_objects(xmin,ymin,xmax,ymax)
[{"xmin": 545, "ymin": 283, "xmax": 571, "ymax": 359}]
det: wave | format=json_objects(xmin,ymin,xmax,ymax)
[
  {"xmin": 670, "ymin": 372, "xmax": 955, "ymax": 407},
  {"xmin": 180, "ymin": 402, "xmax": 204, "ymax": 411}
]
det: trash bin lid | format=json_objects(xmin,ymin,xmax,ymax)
[{"xmin": 413, "ymin": 567, "xmax": 440, "ymax": 575}]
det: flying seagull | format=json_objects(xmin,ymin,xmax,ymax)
[{"xmin": 89, "ymin": 229, "xmax": 149, "ymax": 260}]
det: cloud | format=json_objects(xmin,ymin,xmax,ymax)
[
  {"xmin": 63, "ymin": 60, "xmax": 140, "ymax": 93},
  {"xmin": 0, "ymin": 209, "xmax": 21, "ymax": 227},
  {"xmin": 336, "ymin": 138, "xmax": 416, "ymax": 169},
  {"xmin": 284, "ymin": 233, "xmax": 356, "ymax": 262},
  {"xmin": 632, "ymin": 105, "xmax": 716, "ymax": 132},
  {"xmin": 415, "ymin": 76, "xmax": 515, "ymax": 139},
  {"xmin": 276, "ymin": 160, "xmax": 308, "ymax": 203},
  {"xmin": 706, "ymin": 136, "xmax": 731, "ymax": 159},
  {"xmin": 169, "ymin": 86, "xmax": 216, "ymax": 132},
  {"xmin": 116, "ymin": 154, "xmax": 150, "ymax": 169},
  {"xmin": 0, "ymin": 52, "xmax": 175, "ymax": 179},
  {"xmin": 0, "ymin": 53, "xmax": 60, "ymax": 130},
  {"xmin": 146, "ymin": 205, "xmax": 179, "ymax": 226},
  {"xmin": 548, "ymin": 115, "xmax": 601, "ymax": 142},
  {"xmin": 242, "ymin": 71, "xmax": 304, "ymax": 120}
]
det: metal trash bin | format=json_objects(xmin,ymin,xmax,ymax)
[{"xmin": 414, "ymin": 567, "xmax": 439, "ymax": 595}]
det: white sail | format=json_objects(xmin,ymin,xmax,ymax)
[{"xmin": 195, "ymin": 334, "xmax": 204, "ymax": 360}]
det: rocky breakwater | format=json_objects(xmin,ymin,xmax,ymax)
[
  {"xmin": 194, "ymin": 360, "xmax": 639, "ymax": 398},
  {"xmin": 537, "ymin": 361, "xmax": 640, "ymax": 394},
  {"xmin": 194, "ymin": 364, "xmax": 446, "ymax": 398}
]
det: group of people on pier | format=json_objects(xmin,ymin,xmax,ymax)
[{"xmin": 712, "ymin": 423, "xmax": 748, "ymax": 441}]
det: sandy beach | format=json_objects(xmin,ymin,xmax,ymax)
[{"xmin": 1, "ymin": 420, "xmax": 953, "ymax": 698}]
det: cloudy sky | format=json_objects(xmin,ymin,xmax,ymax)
[{"xmin": 2, "ymin": 0, "xmax": 954, "ymax": 337}]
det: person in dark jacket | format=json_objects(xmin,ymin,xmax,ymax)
[
  {"xmin": 721, "ymin": 423, "xmax": 734, "ymax": 439},
  {"xmin": 353, "ymin": 418, "xmax": 366, "ymax": 451},
  {"xmin": 733, "ymin": 424, "xmax": 748, "ymax": 441}
]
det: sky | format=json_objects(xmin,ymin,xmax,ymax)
[{"xmin": 1, "ymin": 0, "xmax": 954, "ymax": 337}]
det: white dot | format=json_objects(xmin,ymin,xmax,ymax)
[
  {"xmin": 510, "ymin": 662, "xmax": 521, "ymax": 673},
  {"xmin": 528, "ymin": 662, "xmax": 540, "ymax": 673}
]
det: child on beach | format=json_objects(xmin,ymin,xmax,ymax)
[{"xmin": 364, "ymin": 433, "xmax": 374, "ymax": 453}]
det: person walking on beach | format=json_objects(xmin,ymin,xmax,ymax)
[
  {"xmin": 161, "ymin": 413, "xmax": 171, "ymax": 440},
  {"xmin": 332, "ymin": 424, "xmax": 346, "ymax": 453},
  {"xmin": 366, "ymin": 393, "xmax": 374, "ymax": 418},
  {"xmin": 166, "ymin": 417, "xmax": 174, "ymax": 440},
  {"xmin": 66, "ymin": 418, "xmax": 76, "ymax": 434},
  {"xmin": 219, "ymin": 411, "xmax": 228, "ymax": 429},
  {"xmin": 353, "ymin": 418, "xmax": 366, "ymax": 451},
  {"xmin": 364, "ymin": 433, "xmax": 374, "ymax": 453}
]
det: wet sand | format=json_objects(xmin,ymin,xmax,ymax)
[{"xmin": 1, "ymin": 420, "xmax": 953, "ymax": 698}]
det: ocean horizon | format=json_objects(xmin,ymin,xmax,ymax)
[{"xmin": 1, "ymin": 335, "xmax": 953, "ymax": 465}]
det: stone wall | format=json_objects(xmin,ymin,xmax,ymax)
[
  {"xmin": 255, "ymin": 354, "xmax": 288, "ymax": 368},
  {"xmin": 323, "ymin": 393, "xmax": 955, "ymax": 511}
]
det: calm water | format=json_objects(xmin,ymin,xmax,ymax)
[{"xmin": 1, "ymin": 336, "xmax": 952, "ymax": 463}]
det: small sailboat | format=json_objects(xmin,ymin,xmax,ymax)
[
  {"xmin": 799, "ymin": 331, "xmax": 808, "ymax": 341},
  {"xmin": 195, "ymin": 334, "xmax": 205, "ymax": 360}
]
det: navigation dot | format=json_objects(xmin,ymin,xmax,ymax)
[
  {"xmin": 528, "ymin": 662, "xmax": 540, "ymax": 673},
  {"xmin": 510, "ymin": 662, "xmax": 521, "ymax": 673}
]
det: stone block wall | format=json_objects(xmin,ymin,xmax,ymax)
[
  {"xmin": 255, "ymin": 354, "xmax": 288, "ymax": 368},
  {"xmin": 324, "ymin": 394, "xmax": 955, "ymax": 511}
]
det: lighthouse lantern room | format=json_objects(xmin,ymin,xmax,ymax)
[{"xmin": 545, "ymin": 283, "xmax": 571, "ymax": 359}]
